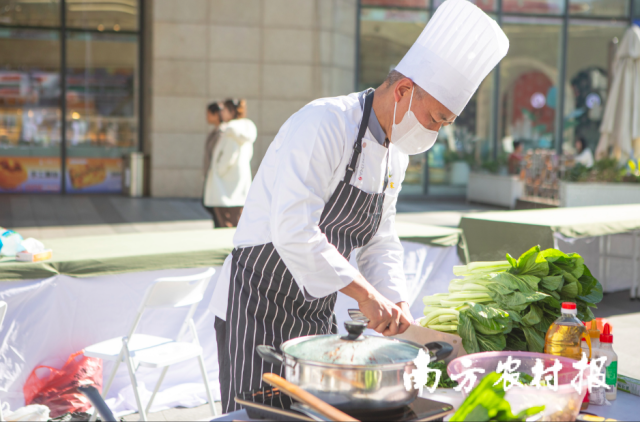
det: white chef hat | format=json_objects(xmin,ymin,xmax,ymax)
[{"xmin": 395, "ymin": 0, "xmax": 509, "ymax": 116}]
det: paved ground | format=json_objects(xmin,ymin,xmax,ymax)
[
  {"xmin": 0, "ymin": 194, "xmax": 213, "ymax": 239},
  {"xmin": 2, "ymin": 194, "xmax": 499, "ymax": 239}
]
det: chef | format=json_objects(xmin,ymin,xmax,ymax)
[{"xmin": 211, "ymin": 0, "xmax": 509, "ymax": 412}]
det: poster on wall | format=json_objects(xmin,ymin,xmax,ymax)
[
  {"xmin": 0, "ymin": 157, "xmax": 61, "ymax": 193},
  {"xmin": 65, "ymin": 158, "xmax": 122, "ymax": 193}
]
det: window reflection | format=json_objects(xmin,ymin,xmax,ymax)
[
  {"xmin": 565, "ymin": 23, "xmax": 627, "ymax": 154},
  {"xmin": 435, "ymin": 0, "xmax": 495, "ymax": 12},
  {"xmin": 499, "ymin": 19, "xmax": 561, "ymax": 156},
  {"xmin": 65, "ymin": 31, "xmax": 137, "ymax": 155},
  {"xmin": 0, "ymin": 0, "xmax": 60, "ymax": 27},
  {"xmin": 429, "ymin": 73, "xmax": 495, "ymax": 191},
  {"xmin": 569, "ymin": 0, "xmax": 629, "ymax": 17},
  {"xmin": 66, "ymin": 0, "xmax": 138, "ymax": 32},
  {"xmin": 361, "ymin": 0, "xmax": 429, "ymax": 7},
  {"xmin": 359, "ymin": 0, "xmax": 637, "ymax": 197},
  {"xmin": 502, "ymin": 0, "xmax": 564, "ymax": 14},
  {"xmin": 359, "ymin": 6, "xmax": 429, "ymax": 194},
  {"xmin": 358, "ymin": 7, "xmax": 428, "ymax": 91},
  {"xmin": 0, "ymin": 28, "xmax": 61, "ymax": 192}
]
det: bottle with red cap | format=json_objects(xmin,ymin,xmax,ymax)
[
  {"xmin": 595, "ymin": 323, "xmax": 617, "ymax": 401},
  {"xmin": 544, "ymin": 302, "xmax": 591, "ymax": 361}
]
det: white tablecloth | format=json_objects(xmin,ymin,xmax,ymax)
[{"xmin": 0, "ymin": 241, "xmax": 459, "ymax": 415}]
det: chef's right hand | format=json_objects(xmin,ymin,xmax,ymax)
[
  {"xmin": 358, "ymin": 291, "xmax": 411, "ymax": 336},
  {"xmin": 340, "ymin": 274, "xmax": 411, "ymax": 336}
]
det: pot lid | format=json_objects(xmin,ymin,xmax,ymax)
[{"xmin": 282, "ymin": 321, "xmax": 422, "ymax": 366}]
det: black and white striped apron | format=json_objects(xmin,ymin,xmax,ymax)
[{"xmin": 218, "ymin": 91, "xmax": 389, "ymax": 412}]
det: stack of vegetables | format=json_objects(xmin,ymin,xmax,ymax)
[{"xmin": 421, "ymin": 246, "xmax": 603, "ymax": 354}]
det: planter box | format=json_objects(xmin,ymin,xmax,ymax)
[
  {"xmin": 466, "ymin": 172, "xmax": 524, "ymax": 209},
  {"xmin": 560, "ymin": 182, "xmax": 640, "ymax": 207},
  {"xmin": 450, "ymin": 161, "xmax": 471, "ymax": 186}
]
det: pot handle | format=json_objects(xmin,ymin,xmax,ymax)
[
  {"xmin": 290, "ymin": 403, "xmax": 332, "ymax": 421},
  {"xmin": 425, "ymin": 341, "xmax": 453, "ymax": 362},
  {"xmin": 257, "ymin": 345, "xmax": 284, "ymax": 367}
]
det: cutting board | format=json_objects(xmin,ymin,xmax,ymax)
[{"xmin": 393, "ymin": 318, "xmax": 467, "ymax": 364}]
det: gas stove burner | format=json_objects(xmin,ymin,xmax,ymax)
[{"xmin": 235, "ymin": 387, "xmax": 454, "ymax": 421}]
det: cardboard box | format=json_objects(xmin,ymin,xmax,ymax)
[
  {"xmin": 16, "ymin": 249, "xmax": 52, "ymax": 262},
  {"xmin": 393, "ymin": 317, "xmax": 467, "ymax": 363},
  {"xmin": 617, "ymin": 374, "xmax": 640, "ymax": 397}
]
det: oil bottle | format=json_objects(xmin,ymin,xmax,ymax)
[
  {"xmin": 582, "ymin": 320, "xmax": 601, "ymax": 359},
  {"xmin": 545, "ymin": 302, "xmax": 591, "ymax": 360}
]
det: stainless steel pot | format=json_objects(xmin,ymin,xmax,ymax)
[{"xmin": 257, "ymin": 320, "xmax": 453, "ymax": 411}]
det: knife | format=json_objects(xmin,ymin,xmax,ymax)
[{"xmin": 348, "ymin": 308, "xmax": 369, "ymax": 323}]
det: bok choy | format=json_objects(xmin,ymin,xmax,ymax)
[{"xmin": 421, "ymin": 246, "xmax": 603, "ymax": 354}]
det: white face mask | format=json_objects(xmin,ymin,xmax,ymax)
[{"xmin": 390, "ymin": 87, "xmax": 439, "ymax": 155}]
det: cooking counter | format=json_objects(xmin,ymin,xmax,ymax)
[{"xmin": 211, "ymin": 390, "xmax": 640, "ymax": 421}]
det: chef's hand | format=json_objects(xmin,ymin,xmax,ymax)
[
  {"xmin": 358, "ymin": 293, "xmax": 412, "ymax": 336},
  {"xmin": 396, "ymin": 301, "xmax": 414, "ymax": 325},
  {"xmin": 340, "ymin": 274, "xmax": 411, "ymax": 336}
]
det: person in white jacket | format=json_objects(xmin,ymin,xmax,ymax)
[{"xmin": 203, "ymin": 99, "xmax": 257, "ymax": 227}]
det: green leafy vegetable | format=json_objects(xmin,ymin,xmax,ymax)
[
  {"xmin": 421, "ymin": 245, "xmax": 603, "ymax": 353},
  {"xmin": 450, "ymin": 372, "xmax": 545, "ymax": 422},
  {"xmin": 425, "ymin": 361, "xmax": 458, "ymax": 389},
  {"xmin": 540, "ymin": 275, "xmax": 563, "ymax": 291}
]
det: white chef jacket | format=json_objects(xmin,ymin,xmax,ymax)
[{"xmin": 211, "ymin": 90, "xmax": 410, "ymax": 320}]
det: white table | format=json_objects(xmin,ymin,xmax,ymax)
[{"xmin": 0, "ymin": 240, "xmax": 459, "ymax": 416}]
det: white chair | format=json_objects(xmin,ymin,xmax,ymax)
[
  {"xmin": 0, "ymin": 301, "xmax": 7, "ymax": 422},
  {"xmin": 84, "ymin": 268, "xmax": 217, "ymax": 421}
]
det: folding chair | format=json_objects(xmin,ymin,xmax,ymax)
[
  {"xmin": 0, "ymin": 301, "xmax": 6, "ymax": 422},
  {"xmin": 84, "ymin": 268, "xmax": 217, "ymax": 421}
]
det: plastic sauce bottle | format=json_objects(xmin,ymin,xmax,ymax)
[
  {"xmin": 545, "ymin": 302, "xmax": 591, "ymax": 360},
  {"xmin": 582, "ymin": 321, "xmax": 601, "ymax": 359},
  {"xmin": 597, "ymin": 323, "xmax": 617, "ymax": 401}
]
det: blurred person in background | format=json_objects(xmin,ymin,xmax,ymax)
[
  {"xmin": 574, "ymin": 137, "xmax": 594, "ymax": 168},
  {"xmin": 203, "ymin": 99, "xmax": 257, "ymax": 227},
  {"xmin": 508, "ymin": 140, "xmax": 524, "ymax": 174},
  {"xmin": 203, "ymin": 102, "xmax": 224, "ymax": 227}
]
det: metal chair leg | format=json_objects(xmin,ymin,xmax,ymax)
[
  {"xmin": 145, "ymin": 366, "xmax": 170, "ymax": 415},
  {"xmin": 90, "ymin": 352, "xmax": 123, "ymax": 422},
  {"xmin": 122, "ymin": 338, "xmax": 147, "ymax": 421},
  {"xmin": 197, "ymin": 354, "xmax": 217, "ymax": 416}
]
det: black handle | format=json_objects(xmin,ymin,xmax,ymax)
[
  {"xmin": 78, "ymin": 385, "xmax": 117, "ymax": 422},
  {"xmin": 425, "ymin": 341, "xmax": 453, "ymax": 363},
  {"xmin": 290, "ymin": 403, "xmax": 332, "ymax": 421},
  {"xmin": 343, "ymin": 320, "xmax": 367, "ymax": 340},
  {"xmin": 257, "ymin": 345, "xmax": 284, "ymax": 366}
]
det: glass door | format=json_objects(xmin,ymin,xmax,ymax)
[
  {"xmin": 0, "ymin": 27, "xmax": 62, "ymax": 193},
  {"xmin": 65, "ymin": 31, "xmax": 138, "ymax": 193}
]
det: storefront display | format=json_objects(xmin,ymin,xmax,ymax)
[
  {"xmin": 359, "ymin": 0, "xmax": 634, "ymax": 196},
  {"xmin": 0, "ymin": 157, "xmax": 61, "ymax": 192},
  {"xmin": 65, "ymin": 157, "xmax": 122, "ymax": 193},
  {"xmin": 0, "ymin": 1, "xmax": 140, "ymax": 194}
]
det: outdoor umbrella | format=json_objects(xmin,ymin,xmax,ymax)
[{"xmin": 597, "ymin": 24, "xmax": 640, "ymax": 161}]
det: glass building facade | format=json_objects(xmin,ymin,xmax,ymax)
[
  {"xmin": 0, "ymin": 0, "xmax": 140, "ymax": 193},
  {"xmin": 359, "ymin": 0, "xmax": 638, "ymax": 196}
]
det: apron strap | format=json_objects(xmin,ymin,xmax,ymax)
[
  {"xmin": 343, "ymin": 90, "xmax": 374, "ymax": 184},
  {"xmin": 344, "ymin": 90, "xmax": 390, "ymax": 193},
  {"xmin": 382, "ymin": 148, "xmax": 390, "ymax": 191}
]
